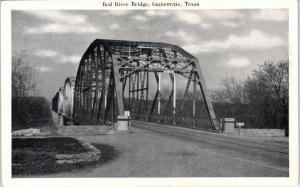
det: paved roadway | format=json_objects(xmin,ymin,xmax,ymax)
[{"xmin": 41, "ymin": 121, "xmax": 288, "ymax": 177}]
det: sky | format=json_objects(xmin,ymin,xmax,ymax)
[{"xmin": 12, "ymin": 9, "xmax": 288, "ymax": 101}]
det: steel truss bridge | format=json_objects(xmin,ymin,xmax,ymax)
[{"xmin": 52, "ymin": 39, "xmax": 219, "ymax": 131}]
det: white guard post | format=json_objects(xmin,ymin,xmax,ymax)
[
  {"xmin": 236, "ymin": 122, "xmax": 245, "ymax": 135},
  {"xmin": 124, "ymin": 111, "xmax": 131, "ymax": 126},
  {"xmin": 116, "ymin": 111, "xmax": 131, "ymax": 132},
  {"xmin": 224, "ymin": 118, "xmax": 235, "ymax": 134}
]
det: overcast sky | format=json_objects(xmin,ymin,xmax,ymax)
[{"xmin": 12, "ymin": 9, "xmax": 288, "ymax": 100}]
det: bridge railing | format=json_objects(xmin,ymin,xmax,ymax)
[{"xmin": 131, "ymin": 114, "xmax": 217, "ymax": 131}]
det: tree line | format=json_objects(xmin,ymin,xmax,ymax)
[
  {"xmin": 12, "ymin": 53, "xmax": 53, "ymax": 130},
  {"xmin": 211, "ymin": 60, "xmax": 288, "ymax": 130}
]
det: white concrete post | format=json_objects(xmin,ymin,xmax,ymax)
[
  {"xmin": 173, "ymin": 72, "xmax": 176, "ymax": 125},
  {"xmin": 173, "ymin": 72, "xmax": 176, "ymax": 116},
  {"xmin": 158, "ymin": 72, "xmax": 161, "ymax": 115}
]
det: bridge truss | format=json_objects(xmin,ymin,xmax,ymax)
[{"xmin": 72, "ymin": 39, "xmax": 219, "ymax": 131}]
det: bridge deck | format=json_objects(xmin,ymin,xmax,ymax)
[{"xmin": 32, "ymin": 121, "xmax": 288, "ymax": 177}]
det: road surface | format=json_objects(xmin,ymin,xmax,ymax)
[{"xmin": 33, "ymin": 121, "xmax": 288, "ymax": 177}]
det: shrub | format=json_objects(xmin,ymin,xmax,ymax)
[{"xmin": 12, "ymin": 97, "xmax": 53, "ymax": 131}]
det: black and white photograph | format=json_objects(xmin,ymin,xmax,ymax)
[{"xmin": 1, "ymin": 0, "xmax": 298, "ymax": 186}]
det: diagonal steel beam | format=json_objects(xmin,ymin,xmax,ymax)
[
  {"xmin": 150, "ymin": 72, "xmax": 159, "ymax": 115},
  {"xmin": 193, "ymin": 59, "xmax": 219, "ymax": 130}
]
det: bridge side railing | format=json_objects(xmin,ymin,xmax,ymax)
[{"xmin": 131, "ymin": 114, "xmax": 217, "ymax": 132}]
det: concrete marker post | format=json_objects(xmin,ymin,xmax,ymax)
[{"xmin": 236, "ymin": 122, "xmax": 245, "ymax": 135}]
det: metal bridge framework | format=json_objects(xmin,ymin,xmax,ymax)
[{"xmin": 71, "ymin": 39, "xmax": 218, "ymax": 131}]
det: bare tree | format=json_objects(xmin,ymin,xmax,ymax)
[
  {"xmin": 12, "ymin": 52, "xmax": 38, "ymax": 97},
  {"xmin": 245, "ymin": 60, "xmax": 288, "ymax": 104},
  {"xmin": 244, "ymin": 60, "xmax": 289, "ymax": 129},
  {"xmin": 211, "ymin": 76, "xmax": 245, "ymax": 104}
]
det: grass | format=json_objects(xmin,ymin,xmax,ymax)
[
  {"xmin": 13, "ymin": 137, "xmax": 88, "ymax": 154},
  {"xmin": 12, "ymin": 138, "xmax": 118, "ymax": 177}
]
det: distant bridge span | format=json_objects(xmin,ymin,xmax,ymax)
[{"xmin": 53, "ymin": 39, "xmax": 219, "ymax": 131}]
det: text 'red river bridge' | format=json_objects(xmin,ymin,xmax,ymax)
[{"xmin": 52, "ymin": 39, "xmax": 219, "ymax": 131}]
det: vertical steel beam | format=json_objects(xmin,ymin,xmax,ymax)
[
  {"xmin": 138, "ymin": 71, "xmax": 146, "ymax": 118},
  {"xmin": 88, "ymin": 54, "xmax": 93, "ymax": 118},
  {"xmin": 164, "ymin": 73, "xmax": 174, "ymax": 124},
  {"xmin": 91, "ymin": 49, "xmax": 99, "ymax": 121},
  {"xmin": 193, "ymin": 72, "xmax": 196, "ymax": 128},
  {"xmin": 122, "ymin": 73, "xmax": 127, "ymax": 101},
  {"xmin": 136, "ymin": 72, "xmax": 140, "ymax": 118},
  {"xmin": 111, "ymin": 86, "xmax": 114, "ymax": 125},
  {"xmin": 101, "ymin": 46, "xmax": 106, "ymax": 125},
  {"xmin": 180, "ymin": 73, "xmax": 192, "ymax": 113},
  {"xmin": 96, "ymin": 93, "xmax": 103, "ymax": 122},
  {"xmin": 78, "ymin": 65, "xmax": 84, "ymax": 119},
  {"xmin": 112, "ymin": 54, "xmax": 125, "ymax": 116},
  {"xmin": 96, "ymin": 46, "xmax": 103, "ymax": 123},
  {"xmin": 87, "ymin": 54, "xmax": 91, "ymax": 117},
  {"xmin": 158, "ymin": 50, "xmax": 162, "ymax": 117},
  {"xmin": 173, "ymin": 72, "xmax": 176, "ymax": 125},
  {"xmin": 128, "ymin": 75, "xmax": 131, "ymax": 111},
  {"xmin": 104, "ymin": 71, "xmax": 113, "ymax": 121},
  {"xmin": 146, "ymin": 71, "xmax": 149, "ymax": 121},
  {"xmin": 173, "ymin": 51, "xmax": 177, "ymax": 125},
  {"xmin": 132, "ymin": 74, "xmax": 136, "ymax": 113},
  {"xmin": 158, "ymin": 72, "xmax": 161, "ymax": 116}
]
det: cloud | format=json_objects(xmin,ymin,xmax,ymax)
[
  {"xmin": 145, "ymin": 10, "xmax": 242, "ymax": 22},
  {"xmin": 172, "ymin": 10, "xmax": 242, "ymax": 29},
  {"xmin": 26, "ymin": 24, "xmax": 98, "ymax": 34},
  {"xmin": 22, "ymin": 10, "xmax": 100, "ymax": 34},
  {"xmin": 107, "ymin": 10, "xmax": 132, "ymax": 16},
  {"xmin": 183, "ymin": 30, "xmax": 285, "ymax": 54},
  {"xmin": 226, "ymin": 57, "xmax": 251, "ymax": 67},
  {"xmin": 34, "ymin": 49, "xmax": 58, "ymax": 57},
  {"xmin": 24, "ymin": 11, "xmax": 86, "ymax": 24},
  {"xmin": 252, "ymin": 9, "xmax": 288, "ymax": 22},
  {"xmin": 33, "ymin": 49, "xmax": 80, "ymax": 64},
  {"xmin": 132, "ymin": 15, "xmax": 147, "ymax": 22},
  {"xmin": 222, "ymin": 21, "xmax": 240, "ymax": 28},
  {"xmin": 200, "ymin": 10, "xmax": 242, "ymax": 28},
  {"xmin": 165, "ymin": 30, "xmax": 195, "ymax": 43},
  {"xmin": 36, "ymin": 66, "xmax": 54, "ymax": 72},
  {"xmin": 145, "ymin": 10, "xmax": 169, "ymax": 17},
  {"xmin": 206, "ymin": 30, "xmax": 285, "ymax": 50},
  {"xmin": 182, "ymin": 44, "xmax": 205, "ymax": 55},
  {"xmin": 173, "ymin": 10, "xmax": 212, "ymax": 29},
  {"xmin": 109, "ymin": 23, "xmax": 120, "ymax": 30},
  {"xmin": 200, "ymin": 10, "xmax": 243, "ymax": 20},
  {"xmin": 60, "ymin": 55, "xmax": 81, "ymax": 64},
  {"xmin": 138, "ymin": 26, "xmax": 147, "ymax": 30},
  {"xmin": 175, "ymin": 11, "xmax": 202, "ymax": 24},
  {"xmin": 201, "ymin": 22, "xmax": 213, "ymax": 29}
]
